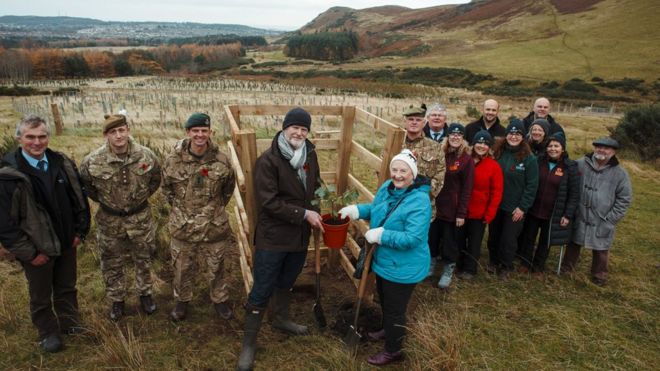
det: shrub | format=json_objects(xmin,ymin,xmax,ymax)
[
  {"xmin": 465, "ymin": 105, "xmax": 480, "ymax": 119},
  {"xmin": 608, "ymin": 104, "xmax": 660, "ymax": 162}
]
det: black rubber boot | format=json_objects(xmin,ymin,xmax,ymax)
[
  {"xmin": 270, "ymin": 288, "xmax": 308, "ymax": 335},
  {"xmin": 170, "ymin": 301, "xmax": 188, "ymax": 321},
  {"xmin": 236, "ymin": 304, "xmax": 265, "ymax": 371}
]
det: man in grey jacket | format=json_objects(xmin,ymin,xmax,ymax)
[{"xmin": 561, "ymin": 137, "xmax": 632, "ymax": 286}]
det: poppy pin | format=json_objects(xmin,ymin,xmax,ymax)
[{"xmin": 200, "ymin": 167, "xmax": 209, "ymax": 177}]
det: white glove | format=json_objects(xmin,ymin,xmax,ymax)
[
  {"xmin": 365, "ymin": 227, "xmax": 384, "ymax": 244},
  {"xmin": 338, "ymin": 205, "xmax": 359, "ymax": 221}
]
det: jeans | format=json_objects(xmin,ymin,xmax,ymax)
[
  {"xmin": 376, "ymin": 275, "xmax": 416, "ymax": 353},
  {"xmin": 440, "ymin": 220, "xmax": 459, "ymax": 263},
  {"xmin": 428, "ymin": 217, "xmax": 442, "ymax": 259},
  {"xmin": 247, "ymin": 249, "xmax": 307, "ymax": 307}
]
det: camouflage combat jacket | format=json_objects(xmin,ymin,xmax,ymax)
[
  {"xmin": 80, "ymin": 138, "xmax": 161, "ymax": 215},
  {"xmin": 162, "ymin": 138, "xmax": 235, "ymax": 243},
  {"xmin": 403, "ymin": 135, "xmax": 446, "ymax": 217}
]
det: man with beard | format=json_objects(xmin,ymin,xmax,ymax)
[
  {"xmin": 561, "ymin": 137, "xmax": 632, "ymax": 286},
  {"xmin": 465, "ymin": 99, "xmax": 506, "ymax": 143},
  {"xmin": 522, "ymin": 97, "xmax": 565, "ymax": 136},
  {"xmin": 236, "ymin": 107, "xmax": 322, "ymax": 371}
]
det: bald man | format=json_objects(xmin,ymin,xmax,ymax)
[
  {"xmin": 522, "ymin": 97, "xmax": 565, "ymax": 136},
  {"xmin": 465, "ymin": 99, "xmax": 506, "ymax": 143}
]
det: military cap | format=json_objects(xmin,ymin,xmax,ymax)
[
  {"xmin": 403, "ymin": 105, "xmax": 426, "ymax": 117},
  {"xmin": 103, "ymin": 114, "xmax": 128, "ymax": 134},
  {"xmin": 185, "ymin": 113, "xmax": 211, "ymax": 129},
  {"xmin": 592, "ymin": 137, "xmax": 619, "ymax": 149}
]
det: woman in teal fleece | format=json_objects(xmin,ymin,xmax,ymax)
[
  {"xmin": 339, "ymin": 149, "xmax": 431, "ymax": 366},
  {"xmin": 487, "ymin": 119, "xmax": 539, "ymax": 276}
]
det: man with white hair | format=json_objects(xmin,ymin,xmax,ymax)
[
  {"xmin": 423, "ymin": 103, "xmax": 448, "ymax": 143},
  {"xmin": 0, "ymin": 115, "xmax": 90, "ymax": 353},
  {"xmin": 522, "ymin": 97, "xmax": 565, "ymax": 135},
  {"xmin": 561, "ymin": 137, "xmax": 632, "ymax": 286}
]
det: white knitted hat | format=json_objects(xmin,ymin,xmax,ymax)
[{"xmin": 390, "ymin": 149, "xmax": 418, "ymax": 179}]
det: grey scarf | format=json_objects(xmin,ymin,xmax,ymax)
[{"xmin": 277, "ymin": 132, "xmax": 308, "ymax": 189}]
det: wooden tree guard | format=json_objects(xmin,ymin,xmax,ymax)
[
  {"xmin": 50, "ymin": 103, "xmax": 63, "ymax": 135},
  {"xmin": 225, "ymin": 105, "xmax": 405, "ymax": 302}
]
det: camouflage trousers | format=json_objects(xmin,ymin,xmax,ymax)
[
  {"xmin": 170, "ymin": 237, "xmax": 230, "ymax": 304},
  {"xmin": 96, "ymin": 208, "xmax": 155, "ymax": 302}
]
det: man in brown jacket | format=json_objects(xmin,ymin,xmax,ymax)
[{"xmin": 237, "ymin": 107, "xmax": 323, "ymax": 371}]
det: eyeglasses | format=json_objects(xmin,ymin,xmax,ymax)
[{"xmin": 448, "ymin": 133, "xmax": 463, "ymax": 138}]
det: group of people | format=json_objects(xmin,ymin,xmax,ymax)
[{"xmin": 0, "ymin": 99, "xmax": 632, "ymax": 369}]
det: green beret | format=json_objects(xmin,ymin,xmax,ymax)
[
  {"xmin": 403, "ymin": 106, "xmax": 426, "ymax": 117},
  {"xmin": 103, "ymin": 114, "xmax": 127, "ymax": 134},
  {"xmin": 185, "ymin": 113, "xmax": 211, "ymax": 129}
]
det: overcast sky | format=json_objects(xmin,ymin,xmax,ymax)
[{"xmin": 2, "ymin": 0, "xmax": 469, "ymax": 30}]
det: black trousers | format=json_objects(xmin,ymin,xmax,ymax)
[
  {"xmin": 456, "ymin": 219, "xmax": 487, "ymax": 274},
  {"xmin": 440, "ymin": 220, "xmax": 459, "ymax": 263},
  {"xmin": 21, "ymin": 246, "xmax": 79, "ymax": 338},
  {"xmin": 487, "ymin": 210, "xmax": 525, "ymax": 271},
  {"xmin": 518, "ymin": 215, "xmax": 551, "ymax": 271},
  {"xmin": 376, "ymin": 275, "xmax": 416, "ymax": 353},
  {"xmin": 428, "ymin": 217, "xmax": 442, "ymax": 258}
]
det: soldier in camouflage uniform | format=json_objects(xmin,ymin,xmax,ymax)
[
  {"xmin": 162, "ymin": 113, "xmax": 236, "ymax": 321},
  {"xmin": 80, "ymin": 114, "xmax": 161, "ymax": 321},
  {"xmin": 401, "ymin": 106, "xmax": 446, "ymax": 276}
]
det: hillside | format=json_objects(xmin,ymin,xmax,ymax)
[
  {"xmin": 297, "ymin": 0, "xmax": 660, "ymax": 81},
  {"xmin": 0, "ymin": 15, "xmax": 281, "ymax": 39}
]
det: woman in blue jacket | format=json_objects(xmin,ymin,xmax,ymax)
[{"xmin": 339, "ymin": 149, "xmax": 432, "ymax": 366}]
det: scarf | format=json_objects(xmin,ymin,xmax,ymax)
[{"xmin": 277, "ymin": 132, "xmax": 308, "ymax": 189}]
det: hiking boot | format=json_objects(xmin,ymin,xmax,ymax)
[
  {"xmin": 367, "ymin": 350, "xmax": 403, "ymax": 366},
  {"xmin": 592, "ymin": 277, "xmax": 608, "ymax": 286},
  {"xmin": 367, "ymin": 329, "xmax": 386, "ymax": 341},
  {"xmin": 270, "ymin": 288, "xmax": 308, "ymax": 335},
  {"xmin": 517, "ymin": 265, "xmax": 530, "ymax": 274},
  {"xmin": 437, "ymin": 263, "xmax": 456, "ymax": 289},
  {"xmin": 170, "ymin": 301, "xmax": 188, "ymax": 321},
  {"xmin": 486, "ymin": 263, "xmax": 498, "ymax": 275},
  {"xmin": 39, "ymin": 333, "xmax": 63, "ymax": 353},
  {"xmin": 109, "ymin": 301, "xmax": 124, "ymax": 322},
  {"xmin": 140, "ymin": 295, "xmax": 157, "ymax": 315},
  {"xmin": 214, "ymin": 302, "xmax": 233, "ymax": 320},
  {"xmin": 237, "ymin": 304, "xmax": 266, "ymax": 371}
]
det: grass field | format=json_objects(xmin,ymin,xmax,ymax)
[{"xmin": 0, "ymin": 78, "xmax": 658, "ymax": 370}]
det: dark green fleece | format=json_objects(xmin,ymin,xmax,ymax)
[{"xmin": 497, "ymin": 146, "xmax": 538, "ymax": 213}]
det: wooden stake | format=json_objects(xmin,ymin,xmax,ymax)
[{"xmin": 50, "ymin": 103, "xmax": 63, "ymax": 135}]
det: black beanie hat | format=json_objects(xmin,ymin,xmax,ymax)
[
  {"xmin": 506, "ymin": 119, "xmax": 526, "ymax": 136},
  {"xmin": 547, "ymin": 132, "xmax": 567, "ymax": 150},
  {"xmin": 282, "ymin": 107, "xmax": 311, "ymax": 131},
  {"xmin": 185, "ymin": 113, "xmax": 211, "ymax": 129},
  {"xmin": 530, "ymin": 118, "xmax": 550, "ymax": 137},
  {"xmin": 471, "ymin": 130, "xmax": 493, "ymax": 146},
  {"xmin": 447, "ymin": 123, "xmax": 465, "ymax": 136}
]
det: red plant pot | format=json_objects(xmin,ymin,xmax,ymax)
[{"xmin": 321, "ymin": 213, "xmax": 350, "ymax": 249}]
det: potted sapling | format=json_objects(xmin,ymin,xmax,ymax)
[{"xmin": 311, "ymin": 182, "xmax": 359, "ymax": 248}]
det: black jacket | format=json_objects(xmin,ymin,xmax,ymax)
[
  {"xmin": 0, "ymin": 149, "xmax": 90, "ymax": 261},
  {"xmin": 253, "ymin": 132, "xmax": 321, "ymax": 252},
  {"xmin": 544, "ymin": 154, "xmax": 580, "ymax": 246},
  {"xmin": 465, "ymin": 116, "xmax": 505, "ymax": 143}
]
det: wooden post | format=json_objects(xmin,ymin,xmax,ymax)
[
  {"xmin": 235, "ymin": 130, "xmax": 258, "ymax": 259},
  {"xmin": 327, "ymin": 106, "xmax": 355, "ymax": 269},
  {"xmin": 378, "ymin": 127, "xmax": 406, "ymax": 186},
  {"xmin": 51, "ymin": 104, "xmax": 63, "ymax": 135}
]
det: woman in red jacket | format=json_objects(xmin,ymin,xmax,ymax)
[
  {"xmin": 456, "ymin": 130, "xmax": 503, "ymax": 279},
  {"xmin": 436, "ymin": 123, "xmax": 474, "ymax": 289}
]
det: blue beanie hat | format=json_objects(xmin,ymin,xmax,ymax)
[{"xmin": 471, "ymin": 130, "xmax": 493, "ymax": 146}]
